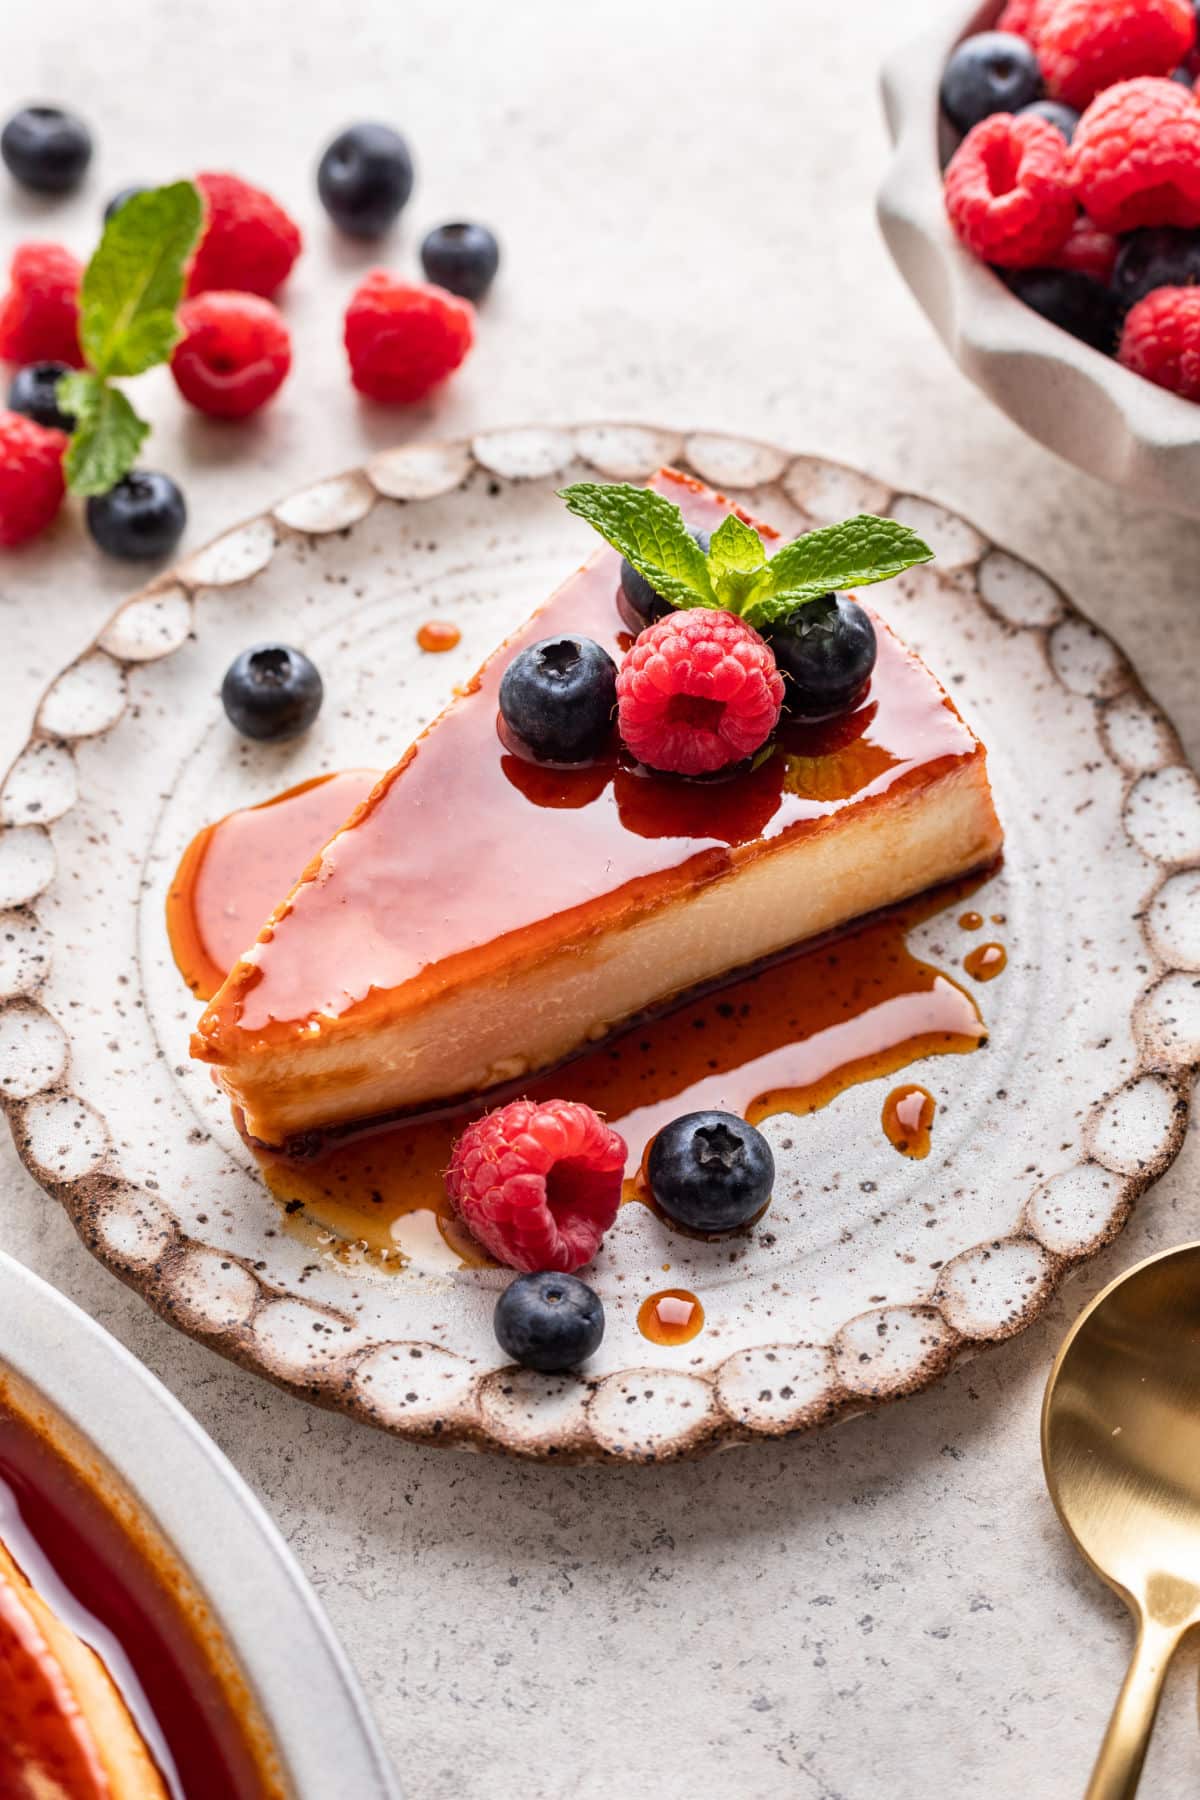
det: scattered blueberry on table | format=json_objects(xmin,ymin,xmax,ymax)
[
  {"xmin": 86, "ymin": 471, "xmax": 187, "ymax": 561},
  {"xmin": 317, "ymin": 122, "xmax": 415, "ymax": 238},
  {"xmin": 1, "ymin": 104, "xmax": 92, "ymax": 194},
  {"xmin": 420, "ymin": 222, "xmax": 501, "ymax": 303}
]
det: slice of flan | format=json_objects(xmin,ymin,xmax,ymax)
[{"xmin": 194, "ymin": 469, "xmax": 1002, "ymax": 1147}]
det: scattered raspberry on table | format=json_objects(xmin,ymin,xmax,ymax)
[
  {"xmin": 1118, "ymin": 283, "xmax": 1200, "ymax": 394},
  {"xmin": 0, "ymin": 243, "xmax": 82, "ymax": 367},
  {"xmin": 943, "ymin": 112, "xmax": 1077, "ymax": 267},
  {"xmin": 446, "ymin": 1098, "xmax": 627, "ymax": 1274},
  {"xmin": 616, "ymin": 609, "xmax": 784, "ymax": 777},
  {"xmin": 171, "ymin": 291, "xmax": 292, "ymax": 419},
  {"xmin": 0, "ymin": 410, "xmax": 66, "ymax": 545},
  {"xmin": 1069, "ymin": 76, "xmax": 1200, "ymax": 231},
  {"xmin": 1038, "ymin": 0, "xmax": 1195, "ymax": 109},
  {"xmin": 187, "ymin": 172, "xmax": 302, "ymax": 299},
  {"xmin": 343, "ymin": 274, "xmax": 475, "ymax": 403}
]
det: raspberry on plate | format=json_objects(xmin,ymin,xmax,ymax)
[
  {"xmin": 170, "ymin": 291, "xmax": 292, "ymax": 419},
  {"xmin": 343, "ymin": 273, "xmax": 474, "ymax": 403},
  {"xmin": 616, "ymin": 609, "xmax": 784, "ymax": 777},
  {"xmin": 1118, "ymin": 283, "xmax": 1200, "ymax": 394},
  {"xmin": 944, "ymin": 113, "xmax": 1077, "ymax": 267},
  {"xmin": 1039, "ymin": 0, "xmax": 1195, "ymax": 108},
  {"xmin": 1069, "ymin": 77, "xmax": 1200, "ymax": 231},
  {"xmin": 446, "ymin": 1098, "xmax": 627, "ymax": 1273},
  {"xmin": 0, "ymin": 410, "xmax": 66, "ymax": 546},
  {"xmin": 1051, "ymin": 215, "xmax": 1120, "ymax": 280},
  {"xmin": 0, "ymin": 243, "xmax": 82, "ymax": 367},
  {"xmin": 187, "ymin": 172, "xmax": 302, "ymax": 299}
]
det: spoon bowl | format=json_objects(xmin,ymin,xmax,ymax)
[{"xmin": 1043, "ymin": 1242, "xmax": 1200, "ymax": 1799}]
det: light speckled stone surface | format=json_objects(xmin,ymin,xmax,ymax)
[{"xmin": 4, "ymin": 1, "xmax": 1200, "ymax": 1794}]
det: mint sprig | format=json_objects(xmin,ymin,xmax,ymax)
[
  {"xmin": 57, "ymin": 181, "xmax": 203, "ymax": 498},
  {"xmin": 558, "ymin": 482, "xmax": 934, "ymax": 628}
]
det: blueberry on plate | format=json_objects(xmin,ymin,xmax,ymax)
[
  {"xmin": 104, "ymin": 184, "xmax": 147, "ymax": 223},
  {"xmin": 1004, "ymin": 267, "xmax": 1127, "ymax": 355},
  {"xmin": 648, "ymin": 1111, "xmax": 774, "ymax": 1235},
  {"xmin": 763, "ymin": 592, "xmax": 877, "ymax": 722},
  {"xmin": 317, "ymin": 123, "xmax": 414, "ymax": 238},
  {"xmin": 494, "ymin": 1271, "xmax": 605, "ymax": 1373},
  {"xmin": 499, "ymin": 634, "xmax": 617, "ymax": 763},
  {"xmin": 7, "ymin": 361, "xmax": 74, "ymax": 433},
  {"xmin": 420, "ymin": 222, "xmax": 500, "ymax": 303},
  {"xmin": 940, "ymin": 32, "xmax": 1042, "ymax": 136},
  {"xmin": 1018, "ymin": 98, "xmax": 1081, "ymax": 143},
  {"xmin": 1, "ymin": 104, "xmax": 92, "ymax": 194},
  {"xmin": 221, "ymin": 644, "xmax": 324, "ymax": 742},
  {"xmin": 85, "ymin": 471, "xmax": 186, "ymax": 561},
  {"xmin": 619, "ymin": 528, "xmax": 712, "ymax": 628},
  {"xmin": 1112, "ymin": 227, "xmax": 1200, "ymax": 307}
]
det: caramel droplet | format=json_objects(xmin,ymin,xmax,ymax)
[
  {"xmin": 964, "ymin": 942, "xmax": 1007, "ymax": 982},
  {"xmin": 958, "ymin": 910, "xmax": 984, "ymax": 931},
  {"xmin": 638, "ymin": 1289, "xmax": 705, "ymax": 1345},
  {"xmin": 417, "ymin": 620, "xmax": 461, "ymax": 653},
  {"xmin": 881, "ymin": 1083, "xmax": 936, "ymax": 1160}
]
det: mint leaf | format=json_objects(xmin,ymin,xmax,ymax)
[
  {"xmin": 743, "ymin": 515, "xmax": 934, "ymax": 628},
  {"xmin": 79, "ymin": 181, "xmax": 203, "ymax": 379},
  {"xmin": 559, "ymin": 482, "xmax": 716, "ymax": 610},
  {"xmin": 707, "ymin": 513, "xmax": 766, "ymax": 613},
  {"xmin": 59, "ymin": 373, "xmax": 149, "ymax": 496}
]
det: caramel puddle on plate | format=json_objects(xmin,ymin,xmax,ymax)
[
  {"xmin": 416, "ymin": 620, "xmax": 461, "ymax": 654},
  {"xmin": 881, "ymin": 1083, "xmax": 936, "ymax": 1161},
  {"xmin": 638, "ymin": 1289, "xmax": 705, "ymax": 1346},
  {"xmin": 964, "ymin": 941, "xmax": 1007, "ymax": 982},
  {"xmin": 169, "ymin": 776, "xmax": 993, "ymax": 1270}
]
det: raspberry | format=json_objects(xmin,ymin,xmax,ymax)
[
  {"xmin": 0, "ymin": 411, "xmax": 66, "ymax": 546},
  {"xmin": 187, "ymin": 173, "xmax": 302, "ymax": 299},
  {"xmin": 1069, "ymin": 77, "xmax": 1200, "ymax": 230},
  {"xmin": 0, "ymin": 243, "xmax": 82, "ymax": 367},
  {"xmin": 446, "ymin": 1099, "xmax": 627, "ymax": 1273},
  {"xmin": 944, "ymin": 113, "xmax": 1077, "ymax": 266},
  {"xmin": 1051, "ymin": 214, "xmax": 1120, "ymax": 280},
  {"xmin": 616, "ymin": 609, "xmax": 784, "ymax": 777},
  {"xmin": 170, "ymin": 291, "xmax": 292, "ymax": 419},
  {"xmin": 1118, "ymin": 284, "xmax": 1200, "ymax": 394},
  {"xmin": 1039, "ymin": 0, "xmax": 1195, "ymax": 107},
  {"xmin": 997, "ymin": 0, "xmax": 1057, "ymax": 40},
  {"xmin": 343, "ymin": 274, "xmax": 474, "ymax": 403}
]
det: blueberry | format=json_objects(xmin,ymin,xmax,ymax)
[
  {"xmin": 1112, "ymin": 227, "xmax": 1200, "ymax": 306},
  {"xmin": 317, "ymin": 123, "xmax": 414, "ymax": 238},
  {"xmin": 0, "ymin": 105, "xmax": 92, "ymax": 194},
  {"xmin": 420, "ymin": 222, "xmax": 501, "ymax": 303},
  {"xmin": 499, "ymin": 634, "xmax": 617, "ymax": 763},
  {"xmin": 648, "ymin": 1111, "xmax": 774, "ymax": 1235},
  {"xmin": 104, "ymin": 185, "xmax": 146, "ymax": 223},
  {"xmin": 494, "ymin": 1272, "xmax": 605, "ymax": 1372},
  {"xmin": 763, "ymin": 593, "xmax": 877, "ymax": 722},
  {"xmin": 1172, "ymin": 64, "xmax": 1196, "ymax": 85},
  {"xmin": 1018, "ymin": 98, "xmax": 1081, "ymax": 142},
  {"xmin": 7, "ymin": 362, "xmax": 74, "ymax": 432},
  {"xmin": 940, "ymin": 32, "xmax": 1042, "ymax": 135},
  {"xmin": 85, "ymin": 471, "xmax": 186, "ymax": 561},
  {"xmin": 221, "ymin": 644, "xmax": 324, "ymax": 742},
  {"xmin": 1004, "ymin": 267, "xmax": 1127, "ymax": 354},
  {"xmin": 619, "ymin": 528, "xmax": 712, "ymax": 628}
]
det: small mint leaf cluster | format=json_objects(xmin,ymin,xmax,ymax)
[
  {"xmin": 56, "ymin": 181, "xmax": 203, "ymax": 497},
  {"xmin": 558, "ymin": 482, "xmax": 934, "ymax": 628}
]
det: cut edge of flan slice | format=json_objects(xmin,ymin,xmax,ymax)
[{"xmin": 193, "ymin": 470, "xmax": 1003, "ymax": 1147}]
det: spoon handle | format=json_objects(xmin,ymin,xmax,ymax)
[{"xmin": 1086, "ymin": 1615, "xmax": 1180, "ymax": 1800}]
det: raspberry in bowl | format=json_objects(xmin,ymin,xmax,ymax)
[{"xmin": 879, "ymin": 0, "xmax": 1200, "ymax": 517}]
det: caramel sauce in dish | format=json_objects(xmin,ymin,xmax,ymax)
[
  {"xmin": 416, "ymin": 620, "xmax": 460, "ymax": 654},
  {"xmin": 170, "ymin": 775, "xmax": 990, "ymax": 1264},
  {"xmin": 964, "ymin": 941, "xmax": 1007, "ymax": 982},
  {"xmin": 881, "ymin": 1083, "xmax": 937, "ymax": 1160},
  {"xmin": 638, "ymin": 1289, "xmax": 705, "ymax": 1346}
]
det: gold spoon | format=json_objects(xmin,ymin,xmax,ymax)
[{"xmin": 1042, "ymin": 1242, "xmax": 1200, "ymax": 1799}]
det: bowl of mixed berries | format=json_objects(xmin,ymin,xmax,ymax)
[{"xmin": 879, "ymin": 0, "xmax": 1200, "ymax": 516}]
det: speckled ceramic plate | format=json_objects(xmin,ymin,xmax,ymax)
[{"xmin": 1, "ymin": 425, "xmax": 1197, "ymax": 1464}]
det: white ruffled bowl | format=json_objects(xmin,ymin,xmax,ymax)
[{"xmin": 878, "ymin": 0, "xmax": 1200, "ymax": 518}]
